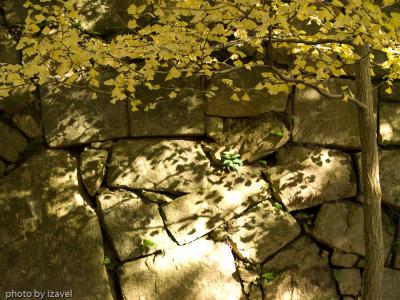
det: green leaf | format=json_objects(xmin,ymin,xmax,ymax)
[{"xmin": 143, "ymin": 238, "xmax": 156, "ymax": 248}]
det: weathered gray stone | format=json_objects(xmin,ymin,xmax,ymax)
[
  {"xmin": 162, "ymin": 167, "xmax": 268, "ymax": 245},
  {"xmin": 129, "ymin": 77, "xmax": 205, "ymax": 137},
  {"xmin": 264, "ymin": 146, "xmax": 357, "ymax": 211},
  {"xmin": 293, "ymin": 78, "xmax": 377, "ymax": 149},
  {"xmin": 12, "ymin": 113, "xmax": 42, "ymax": 138},
  {"xmin": 334, "ymin": 268, "xmax": 361, "ymax": 297},
  {"xmin": 311, "ymin": 200, "xmax": 395, "ymax": 257},
  {"xmin": 97, "ymin": 189, "xmax": 174, "ymax": 261},
  {"xmin": 205, "ymin": 116, "xmax": 224, "ymax": 140},
  {"xmin": 80, "ymin": 147, "xmax": 108, "ymax": 196},
  {"xmin": 209, "ymin": 113, "xmax": 290, "ymax": 162},
  {"xmin": 379, "ymin": 102, "xmax": 400, "ymax": 145},
  {"xmin": 0, "ymin": 160, "xmax": 5, "ymax": 177},
  {"xmin": 120, "ymin": 238, "xmax": 243, "ymax": 300},
  {"xmin": 0, "ymin": 86, "xmax": 36, "ymax": 115},
  {"xmin": 0, "ymin": 26, "xmax": 20, "ymax": 64},
  {"xmin": 331, "ymin": 248, "xmax": 359, "ymax": 268},
  {"xmin": 226, "ymin": 200, "xmax": 301, "ymax": 263},
  {"xmin": 141, "ymin": 190, "xmax": 174, "ymax": 204},
  {"xmin": 206, "ymin": 68, "xmax": 288, "ymax": 117},
  {"xmin": 355, "ymin": 150, "xmax": 400, "ymax": 208},
  {"xmin": 262, "ymin": 236, "xmax": 339, "ymax": 300},
  {"xmin": 107, "ymin": 139, "xmax": 210, "ymax": 194},
  {"xmin": 40, "ymin": 83, "xmax": 129, "ymax": 147},
  {"xmin": 383, "ymin": 268, "xmax": 400, "ymax": 300},
  {"xmin": 380, "ymin": 81, "xmax": 400, "ymax": 101},
  {"xmin": 0, "ymin": 121, "xmax": 27, "ymax": 162},
  {"xmin": 0, "ymin": 150, "xmax": 113, "ymax": 300}
]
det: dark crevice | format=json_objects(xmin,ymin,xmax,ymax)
[{"xmin": 158, "ymin": 205, "xmax": 181, "ymax": 246}]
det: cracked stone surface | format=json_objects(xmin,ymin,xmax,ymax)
[
  {"xmin": 107, "ymin": 139, "xmax": 210, "ymax": 194},
  {"xmin": 311, "ymin": 200, "xmax": 395, "ymax": 257},
  {"xmin": 262, "ymin": 236, "xmax": 339, "ymax": 300},
  {"xmin": 119, "ymin": 237, "xmax": 243, "ymax": 300},
  {"xmin": 80, "ymin": 147, "xmax": 108, "ymax": 196},
  {"xmin": 97, "ymin": 189, "xmax": 175, "ymax": 261},
  {"xmin": 162, "ymin": 167, "xmax": 268, "ymax": 245},
  {"xmin": 0, "ymin": 120, "xmax": 28, "ymax": 163},
  {"xmin": 0, "ymin": 150, "xmax": 113, "ymax": 300},
  {"xmin": 226, "ymin": 200, "xmax": 301, "ymax": 263},
  {"xmin": 264, "ymin": 146, "xmax": 357, "ymax": 211}
]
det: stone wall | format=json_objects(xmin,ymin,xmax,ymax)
[{"xmin": 1, "ymin": 2, "xmax": 400, "ymax": 300}]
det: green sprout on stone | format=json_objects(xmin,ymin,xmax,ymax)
[
  {"xmin": 332, "ymin": 269, "xmax": 341, "ymax": 281},
  {"xmin": 270, "ymin": 129, "xmax": 284, "ymax": 138},
  {"xmin": 103, "ymin": 256, "xmax": 111, "ymax": 267},
  {"xmin": 261, "ymin": 271, "xmax": 280, "ymax": 283},
  {"xmin": 221, "ymin": 152, "xmax": 242, "ymax": 172},
  {"xmin": 143, "ymin": 238, "xmax": 157, "ymax": 249},
  {"xmin": 273, "ymin": 202, "xmax": 283, "ymax": 210},
  {"xmin": 258, "ymin": 160, "xmax": 268, "ymax": 167}
]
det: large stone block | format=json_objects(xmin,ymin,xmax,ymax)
[
  {"xmin": 0, "ymin": 150, "xmax": 113, "ymax": 300},
  {"xmin": 80, "ymin": 147, "xmax": 108, "ymax": 196},
  {"xmin": 162, "ymin": 167, "xmax": 268, "ymax": 245},
  {"xmin": 129, "ymin": 77, "xmax": 205, "ymax": 137},
  {"xmin": 264, "ymin": 146, "xmax": 357, "ymax": 211},
  {"xmin": 0, "ymin": 121, "xmax": 27, "ymax": 163},
  {"xmin": 97, "ymin": 190, "xmax": 175, "ymax": 261},
  {"xmin": 383, "ymin": 268, "xmax": 400, "ymax": 300},
  {"xmin": 206, "ymin": 68, "xmax": 288, "ymax": 117},
  {"xmin": 292, "ymin": 78, "xmax": 377, "ymax": 149},
  {"xmin": 379, "ymin": 102, "xmax": 400, "ymax": 145},
  {"xmin": 107, "ymin": 139, "xmax": 210, "ymax": 194},
  {"xmin": 120, "ymin": 238, "xmax": 243, "ymax": 300},
  {"xmin": 40, "ymin": 83, "xmax": 129, "ymax": 147},
  {"xmin": 226, "ymin": 200, "xmax": 301, "ymax": 263},
  {"xmin": 262, "ymin": 236, "xmax": 339, "ymax": 300},
  {"xmin": 311, "ymin": 200, "xmax": 395, "ymax": 257}
]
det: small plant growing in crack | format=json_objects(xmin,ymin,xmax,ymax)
[
  {"xmin": 273, "ymin": 202, "xmax": 283, "ymax": 210},
  {"xmin": 261, "ymin": 271, "xmax": 281, "ymax": 284},
  {"xmin": 270, "ymin": 129, "xmax": 285, "ymax": 138},
  {"xmin": 143, "ymin": 238, "xmax": 157, "ymax": 249},
  {"xmin": 103, "ymin": 256, "xmax": 112, "ymax": 267},
  {"xmin": 221, "ymin": 151, "xmax": 242, "ymax": 172}
]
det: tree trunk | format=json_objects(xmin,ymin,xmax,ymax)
[{"xmin": 355, "ymin": 44, "xmax": 384, "ymax": 300}]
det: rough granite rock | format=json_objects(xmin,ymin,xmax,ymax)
[
  {"xmin": 119, "ymin": 238, "xmax": 243, "ymax": 300},
  {"xmin": 355, "ymin": 150, "xmax": 400, "ymax": 208},
  {"xmin": 96, "ymin": 189, "xmax": 174, "ymax": 261},
  {"xmin": 206, "ymin": 68, "xmax": 288, "ymax": 117},
  {"xmin": 141, "ymin": 191, "xmax": 175, "ymax": 204},
  {"xmin": 0, "ymin": 121, "xmax": 28, "ymax": 163},
  {"xmin": 383, "ymin": 268, "xmax": 400, "ymax": 300},
  {"xmin": 264, "ymin": 146, "xmax": 357, "ymax": 211},
  {"xmin": 0, "ymin": 160, "xmax": 5, "ymax": 177},
  {"xmin": 40, "ymin": 82, "xmax": 129, "ymax": 147},
  {"xmin": 262, "ymin": 236, "xmax": 340, "ymax": 300},
  {"xmin": 107, "ymin": 139, "xmax": 210, "ymax": 194},
  {"xmin": 80, "ymin": 147, "xmax": 108, "ymax": 196},
  {"xmin": 0, "ymin": 150, "xmax": 113, "ymax": 300},
  {"xmin": 292, "ymin": 78, "xmax": 377, "ymax": 149},
  {"xmin": 12, "ymin": 113, "xmax": 43, "ymax": 139},
  {"xmin": 311, "ymin": 200, "xmax": 395, "ymax": 257},
  {"xmin": 331, "ymin": 248, "xmax": 359, "ymax": 268},
  {"xmin": 208, "ymin": 113, "xmax": 290, "ymax": 162},
  {"xmin": 129, "ymin": 76, "xmax": 205, "ymax": 137},
  {"xmin": 0, "ymin": 86, "xmax": 36, "ymax": 115},
  {"xmin": 379, "ymin": 102, "xmax": 400, "ymax": 145},
  {"xmin": 162, "ymin": 167, "xmax": 268, "ymax": 245},
  {"xmin": 226, "ymin": 200, "xmax": 301, "ymax": 263},
  {"xmin": 334, "ymin": 268, "xmax": 362, "ymax": 297}
]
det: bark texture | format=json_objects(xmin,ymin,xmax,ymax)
[{"xmin": 356, "ymin": 44, "xmax": 384, "ymax": 300}]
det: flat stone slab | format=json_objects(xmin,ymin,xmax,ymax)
[
  {"xmin": 311, "ymin": 200, "xmax": 395, "ymax": 257},
  {"xmin": 262, "ymin": 236, "xmax": 339, "ymax": 300},
  {"xmin": 0, "ymin": 121, "xmax": 27, "ymax": 163},
  {"xmin": 129, "ymin": 77, "xmax": 205, "ymax": 137},
  {"xmin": 383, "ymin": 268, "xmax": 400, "ymax": 300},
  {"xmin": 40, "ymin": 83, "xmax": 129, "ymax": 147},
  {"xmin": 379, "ymin": 102, "xmax": 400, "ymax": 145},
  {"xmin": 264, "ymin": 146, "xmax": 357, "ymax": 211},
  {"xmin": 293, "ymin": 78, "xmax": 377, "ymax": 149},
  {"xmin": 162, "ymin": 167, "xmax": 268, "ymax": 245},
  {"xmin": 226, "ymin": 200, "xmax": 301, "ymax": 263},
  {"xmin": 80, "ymin": 147, "xmax": 108, "ymax": 196},
  {"xmin": 0, "ymin": 150, "xmax": 113, "ymax": 300},
  {"xmin": 355, "ymin": 150, "xmax": 400, "ymax": 207},
  {"xmin": 97, "ymin": 189, "xmax": 175, "ymax": 261},
  {"xmin": 107, "ymin": 139, "xmax": 210, "ymax": 194},
  {"xmin": 206, "ymin": 68, "xmax": 288, "ymax": 117},
  {"xmin": 120, "ymin": 238, "xmax": 243, "ymax": 300},
  {"xmin": 331, "ymin": 249, "xmax": 359, "ymax": 268},
  {"xmin": 208, "ymin": 113, "xmax": 290, "ymax": 162}
]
